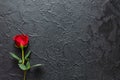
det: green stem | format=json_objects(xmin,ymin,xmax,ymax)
[
  {"xmin": 21, "ymin": 47, "xmax": 25, "ymax": 64},
  {"xmin": 21, "ymin": 46, "xmax": 27, "ymax": 80},
  {"xmin": 24, "ymin": 70, "xmax": 27, "ymax": 80}
]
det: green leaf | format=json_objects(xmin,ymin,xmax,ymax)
[
  {"xmin": 10, "ymin": 52, "xmax": 20, "ymax": 60},
  {"xmin": 18, "ymin": 64, "xmax": 27, "ymax": 70},
  {"xmin": 18, "ymin": 59, "xmax": 22, "ymax": 64},
  {"xmin": 26, "ymin": 61, "xmax": 31, "ymax": 70},
  {"xmin": 25, "ymin": 51, "xmax": 31, "ymax": 60},
  {"xmin": 31, "ymin": 64, "xmax": 43, "ymax": 68}
]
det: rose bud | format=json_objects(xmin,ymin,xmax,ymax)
[{"xmin": 13, "ymin": 34, "xmax": 29, "ymax": 48}]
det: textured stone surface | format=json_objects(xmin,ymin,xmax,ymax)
[{"xmin": 0, "ymin": 0, "xmax": 120, "ymax": 80}]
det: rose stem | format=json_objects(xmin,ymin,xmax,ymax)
[
  {"xmin": 24, "ymin": 70, "xmax": 27, "ymax": 80},
  {"xmin": 21, "ymin": 46, "xmax": 27, "ymax": 80},
  {"xmin": 21, "ymin": 46, "xmax": 25, "ymax": 64}
]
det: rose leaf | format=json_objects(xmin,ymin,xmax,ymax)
[
  {"xmin": 31, "ymin": 64, "xmax": 43, "ymax": 68},
  {"xmin": 10, "ymin": 52, "xmax": 20, "ymax": 61},
  {"xmin": 18, "ymin": 64, "xmax": 27, "ymax": 70},
  {"xmin": 25, "ymin": 51, "xmax": 31, "ymax": 60}
]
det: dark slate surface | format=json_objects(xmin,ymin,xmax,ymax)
[{"xmin": 0, "ymin": 0, "xmax": 120, "ymax": 80}]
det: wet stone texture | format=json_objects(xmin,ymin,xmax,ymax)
[{"xmin": 0, "ymin": 0, "xmax": 120, "ymax": 80}]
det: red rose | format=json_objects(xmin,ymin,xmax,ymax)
[{"xmin": 13, "ymin": 34, "xmax": 29, "ymax": 48}]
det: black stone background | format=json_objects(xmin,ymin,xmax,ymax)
[{"xmin": 0, "ymin": 0, "xmax": 120, "ymax": 80}]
